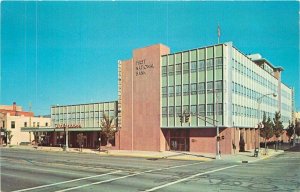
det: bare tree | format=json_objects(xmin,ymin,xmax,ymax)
[{"xmin": 76, "ymin": 133, "xmax": 86, "ymax": 152}]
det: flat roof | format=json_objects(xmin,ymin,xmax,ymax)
[{"xmin": 51, "ymin": 100, "xmax": 118, "ymax": 108}]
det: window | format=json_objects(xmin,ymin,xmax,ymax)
[
  {"xmin": 168, "ymin": 86, "xmax": 174, "ymax": 97},
  {"xmin": 198, "ymin": 60, "xmax": 205, "ymax": 71},
  {"xmin": 207, "ymin": 104, "xmax": 214, "ymax": 116},
  {"xmin": 37, "ymin": 122, "xmax": 40, "ymax": 127},
  {"xmin": 176, "ymin": 106, "xmax": 182, "ymax": 116},
  {"xmin": 183, "ymin": 105, "xmax": 189, "ymax": 113},
  {"xmin": 216, "ymin": 58, "xmax": 223, "ymax": 69},
  {"xmin": 168, "ymin": 65, "xmax": 174, "ymax": 75},
  {"xmin": 169, "ymin": 106, "xmax": 174, "ymax": 117},
  {"xmin": 162, "ymin": 66, "xmax": 167, "ymax": 76},
  {"xmin": 45, "ymin": 122, "xmax": 48, "ymax": 127},
  {"xmin": 207, "ymin": 81, "xmax": 214, "ymax": 92},
  {"xmin": 207, "ymin": 59, "xmax": 213, "ymax": 70},
  {"xmin": 217, "ymin": 103, "xmax": 223, "ymax": 115},
  {"xmin": 198, "ymin": 82, "xmax": 205, "ymax": 94},
  {"xmin": 183, "ymin": 84, "xmax": 190, "ymax": 95},
  {"xmin": 216, "ymin": 81, "xmax": 223, "ymax": 92},
  {"xmin": 162, "ymin": 107, "xmax": 167, "ymax": 117},
  {"xmin": 11, "ymin": 121, "xmax": 15, "ymax": 129},
  {"xmin": 183, "ymin": 62, "xmax": 189, "ymax": 73},
  {"xmin": 162, "ymin": 87, "xmax": 167, "ymax": 97},
  {"xmin": 24, "ymin": 122, "xmax": 27, "ymax": 127},
  {"xmin": 191, "ymin": 83, "xmax": 197, "ymax": 95},
  {"xmin": 176, "ymin": 64, "xmax": 182, "ymax": 73},
  {"xmin": 191, "ymin": 105, "xmax": 197, "ymax": 115},
  {"xmin": 191, "ymin": 61, "xmax": 197, "ymax": 73},
  {"xmin": 198, "ymin": 104, "xmax": 205, "ymax": 116},
  {"xmin": 176, "ymin": 85, "xmax": 182, "ymax": 96}
]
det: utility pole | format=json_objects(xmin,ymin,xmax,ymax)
[
  {"xmin": 65, "ymin": 107, "xmax": 69, "ymax": 151},
  {"xmin": 215, "ymin": 92, "xmax": 221, "ymax": 160}
]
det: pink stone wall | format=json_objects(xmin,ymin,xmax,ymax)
[
  {"xmin": 189, "ymin": 128, "xmax": 216, "ymax": 153},
  {"xmin": 119, "ymin": 44, "xmax": 170, "ymax": 151}
]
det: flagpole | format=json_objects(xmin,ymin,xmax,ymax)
[{"xmin": 218, "ymin": 24, "xmax": 220, "ymax": 44}]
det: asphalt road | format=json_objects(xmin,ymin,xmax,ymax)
[{"xmin": 1, "ymin": 146, "xmax": 299, "ymax": 192}]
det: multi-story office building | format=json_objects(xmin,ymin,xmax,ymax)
[
  {"xmin": 22, "ymin": 101, "xmax": 118, "ymax": 148},
  {"xmin": 119, "ymin": 42, "xmax": 292, "ymax": 154}
]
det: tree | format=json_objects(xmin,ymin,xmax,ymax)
[
  {"xmin": 260, "ymin": 112, "xmax": 274, "ymax": 151},
  {"xmin": 6, "ymin": 130, "xmax": 13, "ymax": 144},
  {"xmin": 273, "ymin": 111, "xmax": 284, "ymax": 140},
  {"xmin": 286, "ymin": 121, "xmax": 295, "ymax": 143},
  {"xmin": 76, "ymin": 133, "xmax": 86, "ymax": 152},
  {"xmin": 295, "ymin": 119, "xmax": 300, "ymax": 137},
  {"xmin": 100, "ymin": 114, "xmax": 117, "ymax": 147}
]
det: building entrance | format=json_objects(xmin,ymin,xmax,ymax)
[{"xmin": 167, "ymin": 129, "xmax": 190, "ymax": 152}]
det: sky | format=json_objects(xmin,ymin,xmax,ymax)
[{"xmin": 1, "ymin": 1, "xmax": 299, "ymax": 115}]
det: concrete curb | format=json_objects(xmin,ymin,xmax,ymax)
[
  {"xmin": 9, "ymin": 146, "xmax": 284, "ymax": 163},
  {"xmin": 8, "ymin": 146, "xmax": 212, "ymax": 162},
  {"xmin": 238, "ymin": 150, "xmax": 285, "ymax": 163}
]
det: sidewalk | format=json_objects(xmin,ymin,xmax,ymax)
[
  {"xmin": 221, "ymin": 148, "xmax": 284, "ymax": 163},
  {"xmin": 7, "ymin": 145, "xmax": 283, "ymax": 163}
]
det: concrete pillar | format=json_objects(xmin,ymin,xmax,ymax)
[{"xmin": 53, "ymin": 132, "xmax": 57, "ymax": 145}]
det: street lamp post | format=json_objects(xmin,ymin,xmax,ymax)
[
  {"xmin": 206, "ymin": 88, "xmax": 221, "ymax": 159},
  {"xmin": 215, "ymin": 93, "xmax": 221, "ymax": 160},
  {"xmin": 65, "ymin": 108, "xmax": 69, "ymax": 151},
  {"xmin": 256, "ymin": 93, "xmax": 277, "ymax": 152}
]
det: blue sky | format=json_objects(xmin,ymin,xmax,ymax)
[{"xmin": 1, "ymin": 1, "xmax": 299, "ymax": 115}]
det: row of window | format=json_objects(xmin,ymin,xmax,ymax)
[
  {"xmin": 282, "ymin": 90, "xmax": 291, "ymax": 100},
  {"xmin": 52, "ymin": 104, "xmax": 116, "ymax": 114},
  {"xmin": 53, "ymin": 116, "xmax": 116, "ymax": 123},
  {"xmin": 162, "ymin": 81, "xmax": 223, "ymax": 97},
  {"xmin": 282, "ymin": 103, "xmax": 291, "ymax": 112},
  {"xmin": 232, "ymin": 104, "xmax": 259, "ymax": 118},
  {"xmin": 232, "ymin": 59, "xmax": 277, "ymax": 92},
  {"xmin": 232, "ymin": 81, "xmax": 277, "ymax": 106},
  {"xmin": 10, "ymin": 121, "xmax": 48, "ymax": 129},
  {"xmin": 162, "ymin": 58, "xmax": 223, "ymax": 76},
  {"xmin": 261, "ymin": 63, "xmax": 273, "ymax": 75},
  {"xmin": 52, "ymin": 111, "xmax": 116, "ymax": 120},
  {"xmin": 162, "ymin": 104, "xmax": 223, "ymax": 117}
]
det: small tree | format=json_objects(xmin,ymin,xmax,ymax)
[
  {"xmin": 273, "ymin": 111, "xmax": 284, "ymax": 150},
  {"xmin": 286, "ymin": 121, "xmax": 295, "ymax": 143},
  {"xmin": 6, "ymin": 130, "xmax": 13, "ymax": 144},
  {"xmin": 260, "ymin": 113, "xmax": 274, "ymax": 151},
  {"xmin": 295, "ymin": 119, "xmax": 300, "ymax": 137},
  {"xmin": 76, "ymin": 133, "xmax": 86, "ymax": 152},
  {"xmin": 100, "ymin": 114, "xmax": 117, "ymax": 147}
]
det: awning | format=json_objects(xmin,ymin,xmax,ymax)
[{"xmin": 21, "ymin": 127, "xmax": 102, "ymax": 132}]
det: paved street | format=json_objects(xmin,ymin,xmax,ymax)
[{"xmin": 1, "ymin": 146, "xmax": 299, "ymax": 192}]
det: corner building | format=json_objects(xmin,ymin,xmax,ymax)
[{"xmin": 118, "ymin": 42, "xmax": 292, "ymax": 154}]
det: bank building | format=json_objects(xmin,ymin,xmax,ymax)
[{"xmin": 22, "ymin": 42, "xmax": 293, "ymax": 155}]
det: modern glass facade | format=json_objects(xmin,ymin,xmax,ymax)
[
  {"xmin": 161, "ymin": 44, "xmax": 224, "ymax": 128},
  {"xmin": 51, "ymin": 101, "xmax": 118, "ymax": 129},
  {"xmin": 161, "ymin": 42, "xmax": 292, "ymax": 129}
]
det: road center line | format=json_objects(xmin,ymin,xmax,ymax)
[
  {"xmin": 12, "ymin": 170, "xmax": 121, "ymax": 192},
  {"xmin": 144, "ymin": 165, "xmax": 239, "ymax": 192},
  {"xmin": 55, "ymin": 162, "xmax": 205, "ymax": 192}
]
